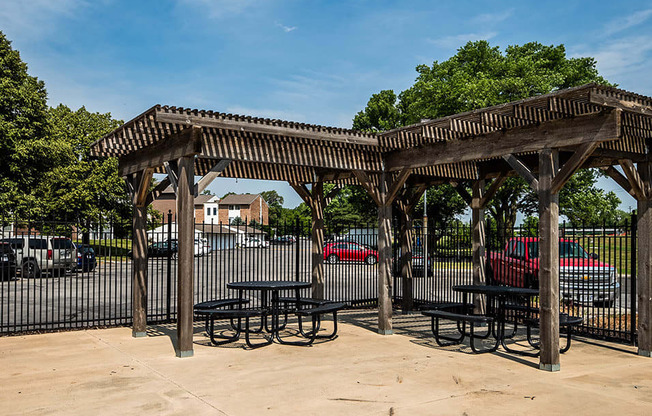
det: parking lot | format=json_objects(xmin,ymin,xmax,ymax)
[{"xmin": 0, "ymin": 240, "xmax": 637, "ymax": 343}]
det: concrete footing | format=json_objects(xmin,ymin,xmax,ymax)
[
  {"xmin": 176, "ymin": 349, "xmax": 194, "ymax": 358},
  {"xmin": 539, "ymin": 363, "xmax": 560, "ymax": 372},
  {"xmin": 132, "ymin": 331, "xmax": 147, "ymax": 338}
]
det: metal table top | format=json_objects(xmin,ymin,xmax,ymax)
[
  {"xmin": 227, "ymin": 280, "xmax": 312, "ymax": 291},
  {"xmin": 452, "ymin": 284, "xmax": 539, "ymax": 297}
]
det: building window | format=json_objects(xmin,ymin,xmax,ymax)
[
  {"xmin": 207, "ymin": 207, "xmax": 210, "ymax": 216},
  {"xmin": 213, "ymin": 207, "xmax": 217, "ymax": 215}
]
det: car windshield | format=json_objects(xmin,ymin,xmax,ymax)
[
  {"xmin": 527, "ymin": 241, "xmax": 589, "ymax": 259},
  {"xmin": 52, "ymin": 238, "xmax": 73, "ymax": 249}
]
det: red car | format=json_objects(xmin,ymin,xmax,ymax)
[{"xmin": 324, "ymin": 242, "xmax": 378, "ymax": 265}]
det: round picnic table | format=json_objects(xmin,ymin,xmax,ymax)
[
  {"xmin": 453, "ymin": 284, "xmax": 539, "ymax": 356},
  {"xmin": 227, "ymin": 280, "xmax": 312, "ymax": 337}
]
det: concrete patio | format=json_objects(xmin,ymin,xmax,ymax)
[{"xmin": 1, "ymin": 310, "xmax": 650, "ymax": 415}]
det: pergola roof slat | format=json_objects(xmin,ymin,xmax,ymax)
[{"xmin": 90, "ymin": 84, "xmax": 652, "ymax": 185}]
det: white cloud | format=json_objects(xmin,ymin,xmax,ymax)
[
  {"xmin": 275, "ymin": 22, "xmax": 297, "ymax": 32},
  {"xmin": 174, "ymin": 0, "xmax": 262, "ymax": 19},
  {"xmin": 604, "ymin": 8, "xmax": 652, "ymax": 36},
  {"xmin": 575, "ymin": 36, "xmax": 652, "ymax": 79},
  {"xmin": 472, "ymin": 9, "xmax": 514, "ymax": 24},
  {"xmin": 0, "ymin": 0, "xmax": 86, "ymax": 40},
  {"xmin": 427, "ymin": 32, "xmax": 498, "ymax": 49}
]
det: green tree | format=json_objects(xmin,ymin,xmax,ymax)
[
  {"xmin": 0, "ymin": 31, "xmax": 51, "ymax": 216},
  {"xmin": 352, "ymin": 90, "xmax": 402, "ymax": 132},
  {"xmin": 261, "ymin": 190, "xmax": 284, "ymax": 224},
  {"xmin": 354, "ymin": 40, "xmax": 613, "ymax": 229},
  {"xmin": 37, "ymin": 105, "xmax": 125, "ymax": 221}
]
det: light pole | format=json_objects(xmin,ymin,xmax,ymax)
[{"xmin": 423, "ymin": 188, "xmax": 428, "ymax": 264}]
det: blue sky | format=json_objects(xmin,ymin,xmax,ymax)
[{"xmin": 1, "ymin": 0, "xmax": 651, "ymax": 213}]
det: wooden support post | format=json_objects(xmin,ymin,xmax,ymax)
[
  {"xmin": 378, "ymin": 171, "xmax": 393, "ymax": 335},
  {"xmin": 471, "ymin": 180, "xmax": 486, "ymax": 314},
  {"xmin": 399, "ymin": 203, "xmax": 413, "ymax": 312},
  {"xmin": 538, "ymin": 149, "xmax": 560, "ymax": 371},
  {"xmin": 131, "ymin": 172, "xmax": 148, "ymax": 338},
  {"xmin": 637, "ymin": 160, "xmax": 652, "ymax": 357},
  {"xmin": 311, "ymin": 180, "xmax": 325, "ymax": 300},
  {"xmin": 176, "ymin": 156, "xmax": 195, "ymax": 358}
]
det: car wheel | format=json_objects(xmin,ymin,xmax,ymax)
[
  {"xmin": 327, "ymin": 254, "xmax": 339, "ymax": 264},
  {"xmin": 365, "ymin": 255, "xmax": 378, "ymax": 265},
  {"xmin": 22, "ymin": 260, "xmax": 41, "ymax": 278}
]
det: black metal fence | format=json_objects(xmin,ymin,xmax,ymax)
[{"xmin": 0, "ymin": 214, "xmax": 638, "ymax": 345}]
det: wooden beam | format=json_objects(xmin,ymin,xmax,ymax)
[
  {"xmin": 600, "ymin": 166, "xmax": 635, "ymax": 197},
  {"xmin": 352, "ymin": 170, "xmax": 381, "ymax": 206},
  {"xmin": 538, "ymin": 148, "xmax": 560, "ymax": 372},
  {"xmin": 551, "ymin": 142, "xmax": 599, "ymax": 194},
  {"xmin": 619, "ymin": 159, "xmax": 647, "ymax": 200},
  {"xmin": 124, "ymin": 174, "xmax": 135, "ymax": 197},
  {"xmin": 377, "ymin": 171, "xmax": 393, "ymax": 335},
  {"xmin": 385, "ymin": 169, "xmax": 413, "ymax": 205},
  {"xmin": 135, "ymin": 168, "xmax": 154, "ymax": 207},
  {"xmin": 145, "ymin": 177, "xmax": 172, "ymax": 206},
  {"xmin": 164, "ymin": 161, "xmax": 179, "ymax": 196},
  {"xmin": 118, "ymin": 125, "xmax": 202, "ymax": 177},
  {"xmin": 471, "ymin": 180, "xmax": 487, "ymax": 314},
  {"xmin": 195, "ymin": 159, "xmax": 231, "ymax": 195},
  {"xmin": 637, "ymin": 160, "xmax": 652, "ymax": 357},
  {"xmin": 289, "ymin": 182, "xmax": 313, "ymax": 205},
  {"xmin": 455, "ymin": 184, "xmax": 473, "ymax": 206},
  {"xmin": 156, "ymin": 110, "xmax": 379, "ymax": 147},
  {"xmin": 503, "ymin": 154, "xmax": 539, "ymax": 193},
  {"xmin": 131, "ymin": 171, "xmax": 148, "ymax": 339},
  {"xmin": 409, "ymin": 185, "xmax": 427, "ymax": 213},
  {"xmin": 385, "ymin": 109, "xmax": 621, "ymax": 172},
  {"xmin": 324, "ymin": 185, "xmax": 343, "ymax": 206},
  {"xmin": 590, "ymin": 90, "xmax": 652, "ymax": 117},
  {"xmin": 399, "ymin": 204, "xmax": 414, "ymax": 312},
  {"xmin": 479, "ymin": 173, "xmax": 507, "ymax": 208},
  {"xmin": 176, "ymin": 155, "xmax": 195, "ymax": 358},
  {"xmin": 311, "ymin": 181, "xmax": 325, "ymax": 300}
]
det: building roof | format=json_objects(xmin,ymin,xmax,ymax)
[
  {"xmin": 220, "ymin": 193, "xmax": 265, "ymax": 206},
  {"xmin": 195, "ymin": 224, "xmax": 265, "ymax": 235}
]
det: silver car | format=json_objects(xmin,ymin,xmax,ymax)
[{"xmin": 1, "ymin": 236, "xmax": 76, "ymax": 278}]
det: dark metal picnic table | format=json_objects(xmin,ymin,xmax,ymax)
[
  {"xmin": 453, "ymin": 284, "xmax": 539, "ymax": 355},
  {"xmin": 227, "ymin": 280, "xmax": 312, "ymax": 339}
]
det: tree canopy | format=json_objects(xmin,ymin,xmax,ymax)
[
  {"xmin": 0, "ymin": 31, "xmax": 50, "ymax": 217},
  {"xmin": 0, "ymin": 31, "xmax": 125, "ymax": 222},
  {"xmin": 353, "ymin": 40, "xmax": 619, "ymax": 227}
]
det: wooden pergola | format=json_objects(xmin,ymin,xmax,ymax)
[{"xmin": 91, "ymin": 83, "xmax": 652, "ymax": 371}]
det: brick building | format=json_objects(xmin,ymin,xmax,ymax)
[
  {"xmin": 218, "ymin": 194, "xmax": 268, "ymax": 225},
  {"xmin": 151, "ymin": 190, "xmax": 268, "ymax": 225},
  {"xmin": 151, "ymin": 188, "xmax": 218, "ymax": 223}
]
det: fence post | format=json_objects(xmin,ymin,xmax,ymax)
[
  {"xmin": 166, "ymin": 210, "xmax": 173, "ymax": 322},
  {"xmin": 295, "ymin": 217, "xmax": 301, "ymax": 282},
  {"xmin": 630, "ymin": 214, "xmax": 637, "ymax": 345}
]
